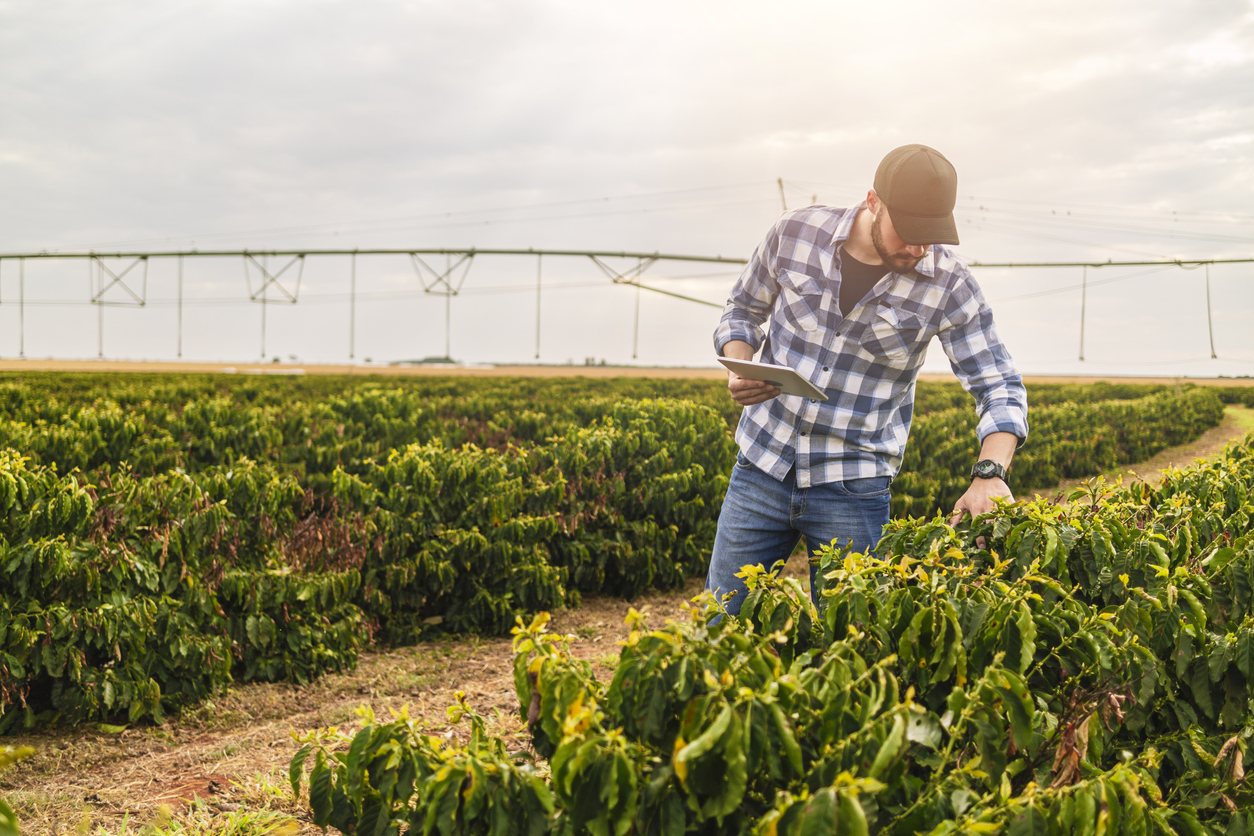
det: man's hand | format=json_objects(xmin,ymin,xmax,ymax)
[
  {"xmin": 721, "ymin": 339, "xmax": 780, "ymax": 406},
  {"xmin": 951, "ymin": 478, "xmax": 1013, "ymax": 549},
  {"xmin": 949, "ymin": 477, "xmax": 1014, "ymax": 528},
  {"xmin": 950, "ymin": 431, "xmax": 1019, "ymax": 547},
  {"xmin": 728, "ymin": 372, "xmax": 780, "ymax": 406}
]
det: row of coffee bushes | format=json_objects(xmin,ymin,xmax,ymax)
[
  {"xmin": 0, "ymin": 449, "xmax": 363, "ymax": 732},
  {"xmin": 0, "ymin": 371, "xmax": 1226, "ymax": 421},
  {"xmin": 296, "ymin": 433, "xmax": 1254, "ymax": 835},
  {"xmin": 0, "ymin": 374, "xmax": 1206, "ymax": 519},
  {"xmin": 0, "ymin": 372, "xmax": 1194, "ymax": 485},
  {"xmin": 0, "ymin": 370, "xmax": 1239, "ymax": 732},
  {"xmin": 0, "ymin": 399, "xmax": 735, "ymax": 730},
  {"xmin": 0, "ymin": 380, "xmax": 737, "ymax": 482},
  {"xmin": 1216, "ymin": 384, "xmax": 1254, "ymax": 408},
  {"xmin": 341, "ymin": 400, "xmax": 734, "ymax": 641},
  {"xmin": 911, "ymin": 379, "xmax": 1180, "ymax": 414},
  {"xmin": 0, "ymin": 372, "xmax": 734, "ymax": 411},
  {"xmin": 892, "ymin": 386, "xmax": 1226, "ymax": 517}
]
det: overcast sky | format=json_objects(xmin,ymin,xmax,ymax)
[{"xmin": 2, "ymin": 0, "xmax": 1252, "ymax": 377}]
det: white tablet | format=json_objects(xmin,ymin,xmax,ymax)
[{"xmin": 716, "ymin": 357, "xmax": 828, "ymax": 401}]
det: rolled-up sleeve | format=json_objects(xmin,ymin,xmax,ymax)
[
  {"xmin": 938, "ymin": 274, "xmax": 1029, "ymax": 444},
  {"xmin": 713, "ymin": 221, "xmax": 783, "ymax": 356}
]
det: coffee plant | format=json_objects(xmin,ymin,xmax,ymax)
[
  {"xmin": 0, "ymin": 371, "xmax": 1240, "ymax": 735},
  {"xmin": 0, "ymin": 396, "xmax": 734, "ymax": 731},
  {"xmin": 295, "ymin": 434, "xmax": 1254, "ymax": 834}
]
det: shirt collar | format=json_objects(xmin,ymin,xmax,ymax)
[
  {"xmin": 912, "ymin": 249, "xmax": 937, "ymax": 279},
  {"xmin": 830, "ymin": 204, "xmax": 861, "ymax": 248}
]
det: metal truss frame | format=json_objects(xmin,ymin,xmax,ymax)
[
  {"xmin": 243, "ymin": 253, "xmax": 305, "ymax": 303},
  {"xmin": 0, "ymin": 247, "xmax": 1249, "ymax": 363},
  {"xmin": 409, "ymin": 253, "xmax": 476, "ymax": 359},
  {"xmin": 91, "ymin": 255, "xmax": 148, "ymax": 307},
  {"xmin": 89, "ymin": 255, "xmax": 148, "ymax": 358},
  {"xmin": 242, "ymin": 253, "xmax": 305, "ymax": 358},
  {"xmin": 409, "ymin": 252, "xmax": 475, "ymax": 297},
  {"xmin": 590, "ymin": 256, "xmax": 658, "ymax": 359}
]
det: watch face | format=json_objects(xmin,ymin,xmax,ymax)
[{"xmin": 974, "ymin": 461, "xmax": 998, "ymax": 478}]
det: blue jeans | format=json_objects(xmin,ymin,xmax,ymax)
[{"xmin": 705, "ymin": 452, "xmax": 892, "ymax": 616}]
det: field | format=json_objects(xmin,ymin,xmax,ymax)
[{"xmin": 1, "ymin": 371, "xmax": 1253, "ymax": 834}]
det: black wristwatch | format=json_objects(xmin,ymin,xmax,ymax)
[{"xmin": 970, "ymin": 459, "xmax": 1008, "ymax": 482}]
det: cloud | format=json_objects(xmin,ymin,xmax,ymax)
[{"xmin": 0, "ymin": 0, "xmax": 1252, "ymax": 369}]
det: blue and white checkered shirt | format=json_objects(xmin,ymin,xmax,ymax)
[{"xmin": 714, "ymin": 204, "xmax": 1029, "ymax": 489}]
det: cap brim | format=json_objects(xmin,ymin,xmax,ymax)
[{"xmin": 891, "ymin": 211, "xmax": 960, "ymax": 246}]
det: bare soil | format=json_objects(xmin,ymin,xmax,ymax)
[{"xmin": 0, "ymin": 580, "xmax": 715, "ymax": 834}]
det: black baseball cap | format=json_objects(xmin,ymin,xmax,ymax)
[{"xmin": 873, "ymin": 145, "xmax": 960, "ymax": 246}]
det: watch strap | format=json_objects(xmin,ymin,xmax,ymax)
[{"xmin": 970, "ymin": 459, "xmax": 1008, "ymax": 481}]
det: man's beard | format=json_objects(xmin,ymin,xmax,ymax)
[{"xmin": 871, "ymin": 209, "xmax": 924, "ymax": 273}]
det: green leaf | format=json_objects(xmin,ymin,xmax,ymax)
[
  {"xmin": 1075, "ymin": 786, "xmax": 1097, "ymax": 836},
  {"xmin": 310, "ymin": 750, "xmax": 333, "ymax": 827},
  {"xmin": 346, "ymin": 727, "xmax": 373, "ymax": 802},
  {"xmin": 1172, "ymin": 810, "xmax": 1207, "ymax": 836},
  {"xmin": 1190, "ymin": 658, "xmax": 1215, "ymax": 720},
  {"xmin": 993, "ymin": 671, "xmax": 1035, "ymax": 752},
  {"xmin": 611, "ymin": 753, "xmax": 637, "ymax": 836},
  {"xmin": 257, "ymin": 614, "xmax": 277, "ymax": 649},
  {"xmin": 1007, "ymin": 804, "xmax": 1048, "ymax": 836},
  {"xmin": 905, "ymin": 706, "xmax": 943, "ymax": 750},
  {"xmin": 701, "ymin": 710, "xmax": 747, "ymax": 820},
  {"xmin": 290, "ymin": 743, "xmax": 312, "ymax": 798},
  {"xmin": 1174, "ymin": 625, "xmax": 1195, "ymax": 679},
  {"xmin": 358, "ymin": 794, "xmax": 389, "ymax": 836},
  {"xmin": 424, "ymin": 763, "xmax": 465, "ymax": 836},
  {"xmin": 799, "ymin": 788, "xmax": 838, "ymax": 836},
  {"xmin": 1224, "ymin": 671, "xmax": 1248, "ymax": 729},
  {"xmin": 675, "ymin": 704, "xmax": 732, "ymax": 765},
  {"xmin": 950, "ymin": 788, "xmax": 977, "ymax": 816},
  {"xmin": 769, "ymin": 702, "xmax": 803, "ymax": 776},
  {"xmin": 837, "ymin": 791, "xmax": 869, "ymax": 836},
  {"xmin": 1202, "ymin": 546, "xmax": 1236, "ymax": 572},
  {"xmin": 0, "ymin": 799, "xmax": 18, "ymax": 836},
  {"xmin": 1235, "ymin": 629, "xmax": 1254, "ymax": 679},
  {"xmin": 1013, "ymin": 602, "xmax": 1037, "ymax": 675},
  {"xmin": 1179, "ymin": 588, "xmax": 1208, "ymax": 633},
  {"xmin": 1209, "ymin": 634, "xmax": 1233, "ymax": 684},
  {"xmin": 868, "ymin": 714, "xmax": 905, "ymax": 779}
]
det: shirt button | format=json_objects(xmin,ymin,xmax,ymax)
[
  {"xmin": 810, "ymin": 399, "xmax": 817, "ymax": 403},
  {"xmin": 823, "ymin": 366, "xmax": 829, "ymax": 371}
]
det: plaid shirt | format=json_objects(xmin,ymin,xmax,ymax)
[{"xmin": 714, "ymin": 204, "xmax": 1029, "ymax": 488}]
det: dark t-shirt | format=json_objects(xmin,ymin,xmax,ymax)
[{"xmin": 838, "ymin": 245, "xmax": 887, "ymax": 316}]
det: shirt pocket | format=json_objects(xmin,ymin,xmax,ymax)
[
  {"xmin": 862, "ymin": 306, "xmax": 928, "ymax": 361},
  {"xmin": 775, "ymin": 271, "xmax": 824, "ymax": 333}
]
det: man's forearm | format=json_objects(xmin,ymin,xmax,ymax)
[
  {"xmin": 977, "ymin": 431, "xmax": 1018, "ymax": 472},
  {"xmin": 722, "ymin": 340, "xmax": 756, "ymax": 361}
]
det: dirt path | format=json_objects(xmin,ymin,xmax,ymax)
[
  {"xmin": 0, "ymin": 580, "xmax": 709, "ymax": 834},
  {"xmin": 4, "ymin": 408, "xmax": 1252, "ymax": 834},
  {"xmin": 1044, "ymin": 404, "xmax": 1254, "ymax": 496}
]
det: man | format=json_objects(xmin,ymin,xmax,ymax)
[{"xmin": 707, "ymin": 144, "xmax": 1028, "ymax": 614}]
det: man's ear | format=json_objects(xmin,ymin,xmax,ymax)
[{"xmin": 865, "ymin": 189, "xmax": 881, "ymax": 213}]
